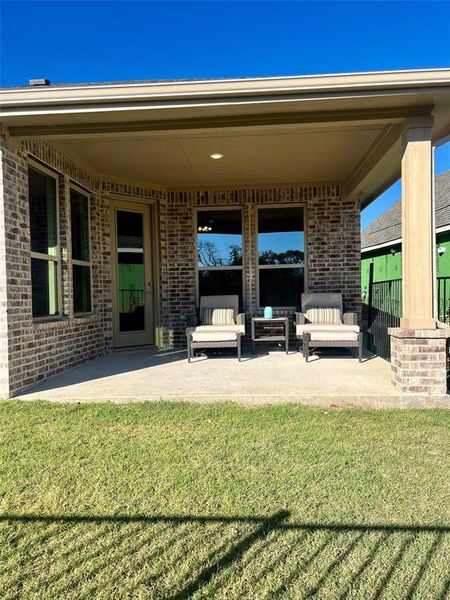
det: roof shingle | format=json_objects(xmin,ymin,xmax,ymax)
[{"xmin": 361, "ymin": 169, "xmax": 450, "ymax": 250}]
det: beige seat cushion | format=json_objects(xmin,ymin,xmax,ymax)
[
  {"xmin": 190, "ymin": 329, "xmax": 238, "ymax": 342},
  {"xmin": 307, "ymin": 330, "xmax": 359, "ymax": 342},
  {"xmin": 187, "ymin": 324, "xmax": 245, "ymax": 335},
  {"xmin": 297, "ymin": 324, "xmax": 359, "ymax": 336}
]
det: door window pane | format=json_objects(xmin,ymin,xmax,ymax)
[
  {"xmin": 71, "ymin": 189, "xmax": 90, "ymax": 261},
  {"xmin": 31, "ymin": 258, "xmax": 58, "ymax": 317},
  {"xmin": 197, "ymin": 210, "xmax": 242, "ymax": 267},
  {"xmin": 73, "ymin": 265, "xmax": 91, "ymax": 314},
  {"xmin": 117, "ymin": 211, "xmax": 145, "ymax": 332},
  {"xmin": 29, "ymin": 166, "xmax": 58, "ymax": 256},
  {"xmin": 118, "ymin": 210, "xmax": 143, "ymax": 249}
]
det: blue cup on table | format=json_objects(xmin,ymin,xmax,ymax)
[{"xmin": 264, "ymin": 306, "xmax": 273, "ymax": 319}]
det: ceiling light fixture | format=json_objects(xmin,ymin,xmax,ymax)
[{"xmin": 210, "ymin": 153, "xmax": 224, "ymax": 160}]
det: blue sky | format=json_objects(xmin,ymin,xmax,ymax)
[
  {"xmin": 1, "ymin": 1, "xmax": 449, "ymax": 229},
  {"xmin": 361, "ymin": 142, "xmax": 450, "ymax": 230}
]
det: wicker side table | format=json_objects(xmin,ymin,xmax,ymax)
[{"xmin": 251, "ymin": 317, "xmax": 289, "ymax": 354}]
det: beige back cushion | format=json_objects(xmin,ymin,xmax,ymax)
[
  {"xmin": 199, "ymin": 295, "xmax": 239, "ymax": 323},
  {"xmin": 201, "ymin": 307, "xmax": 235, "ymax": 326},
  {"xmin": 305, "ymin": 305, "xmax": 342, "ymax": 324},
  {"xmin": 301, "ymin": 292, "xmax": 343, "ymax": 322}
]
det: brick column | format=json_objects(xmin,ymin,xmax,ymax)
[{"xmin": 389, "ymin": 328, "xmax": 447, "ymax": 395}]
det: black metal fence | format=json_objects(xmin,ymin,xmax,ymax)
[
  {"xmin": 366, "ymin": 278, "xmax": 402, "ymax": 360},
  {"xmin": 365, "ymin": 275, "xmax": 450, "ymax": 361},
  {"xmin": 437, "ymin": 277, "xmax": 450, "ymax": 323}
]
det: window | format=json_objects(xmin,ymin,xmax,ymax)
[
  {"xmin": 71, "ymin": 187, "xmax": 92, "ymax": 314},
  {"xmin": 257, "ymin": 206, "xmax": 305, "ymax": 308},
  {"xmin": 29, "ymin": 165, "xmax": 59, "ymax": 318},
  {"xmin": 197, "ymin": 209, "xmax": 243, "ymax": 305}
]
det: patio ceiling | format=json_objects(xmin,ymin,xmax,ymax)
[
  {"xmin": 50, "ymin": 123, "xmax": 387, "ymax": 188},
  {"xmin": 2, "ymin": 69, "xmax": 450, "ymax": 202}
]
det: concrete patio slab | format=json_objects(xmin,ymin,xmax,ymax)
[{"xmin": 16, "ymin": 348, "xmax": 449, "ymax": 408}]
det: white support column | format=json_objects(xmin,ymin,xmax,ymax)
[{"xmin": 400, "ymin": 117, "xmax": 436, "ymax": 330}]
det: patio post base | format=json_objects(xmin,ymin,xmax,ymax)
[{"xmin": 388, "ymin": 328, "xmax": 448, "ymax": 395}]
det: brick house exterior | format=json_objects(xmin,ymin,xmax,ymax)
[
  {"xmin": 1, "ymin": 70, "xmax": 449, "ymax": 399},
  {"xmin": 0, "ymin": 135, "xmax": 360, "ymax": 396}
]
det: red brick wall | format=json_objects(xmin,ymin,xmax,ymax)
[
  {"xmin": 0, "ymin": 137, "xmax": 110, "ymax": 395},
  {"xmin": 162, "ymin": 185, "xmax": 361, "ymax": 347}
]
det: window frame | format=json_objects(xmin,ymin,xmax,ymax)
[
  {"xmin": 28, "ymin": 159, "xmax": 62, "ymax": 322},
  {"xmin": 256, "ymin": 203, "xmax": 307, "ymax": 309},
  {"xmin": 70, "ymin": 183, "xmax": 93, "ymax": 316},
  {"xmin": 194, "ymin": 206, "xmax": 245, "ymax": 307}
]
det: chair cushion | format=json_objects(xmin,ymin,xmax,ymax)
[
  {"xmin": 296, "ymin": 324, "xmax": 360, "ymax": 336},
  {"xmin": 305, "ymin": 305, "xmax": 341, "ymax": 324},
  {"xmin": 201, "ymin": 307, "xmax": 235, "ymax": 326},
  {"xmin": 191, "ymin": 330, "xmax": 238, "ymax": 342},
  {"xmin": 307, "ymin": 330, "xmax": 359, "ymax": 342},
  {"xmin": 194, "ymin": 324, "xmax": 245, "ymax": 334}
]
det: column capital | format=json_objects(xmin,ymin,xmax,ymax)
[{"xmin": 401, "ymin": 116, "xmax": 433, "ymax": 144}]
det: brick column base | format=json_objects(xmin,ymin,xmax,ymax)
[{"xmin": 388, "ymin": 328, "xmax": 448, "ymax": 395}]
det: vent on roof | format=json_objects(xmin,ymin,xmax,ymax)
[{"xmin": 29, "ymin": 79, "xmax": 51, "ymax": 86}]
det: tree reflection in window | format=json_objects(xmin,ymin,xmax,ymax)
[
  {"xmin": 258, "ymin": 206, "xmax": 305, "ymax": 308},
  {"xmin": 198, "ymin": 240, "xmax": 242, "ymax": 267},
  {"xmin": 197, "ymin": 209, "xmax": 243, "ymax": 304}
]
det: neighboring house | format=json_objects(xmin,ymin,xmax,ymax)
[
  {"xmin": 1, "ymin": 69, "xmax": 450, "ymax": 398},
  {"xmin": 361, "ymin": 169, "xmax": 450, "ymax": 299}
]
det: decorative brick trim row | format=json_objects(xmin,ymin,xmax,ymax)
[
  {"xmin": 102, "ymin": 180, "xmax": 167, "ymax": 200},
  {"xmin": 22, "ymin": 139, "xmax": 100, "ymax": 192},
  {"xmin": 167, "ymin": 184, "xmax": 341, "ymax": 206}
]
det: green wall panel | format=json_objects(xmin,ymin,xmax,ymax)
[{"xmin": 361, "ymin": 232, "xmax": 450, "ymax": 303}]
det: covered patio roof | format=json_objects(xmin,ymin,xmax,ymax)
[{"xmin": 2, "ymin": 68, "xmax": 450, "ymax": 205}]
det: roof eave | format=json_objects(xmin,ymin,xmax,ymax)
[{"xmin": 2, "ymin": 68, "xmax": 450, "ymax": 112}]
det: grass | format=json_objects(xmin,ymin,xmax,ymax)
[{"xmin": 0, "ymin": 401, "xmax": 449, "ymax": 599}]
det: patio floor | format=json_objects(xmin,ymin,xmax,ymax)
[{"xmin": 16, "ymin": 346, "xmax": 449, "ymax": 408}]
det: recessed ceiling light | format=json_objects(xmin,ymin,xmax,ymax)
[{"xmin": 210, "ymin": 153, "xmax": 224, "ymax": 160}]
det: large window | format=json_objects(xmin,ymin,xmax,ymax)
[
  {"xmin": 257, "ymin": 206, "xmax": 305, "ymax": 308},
  {"xmin": 71, "ymin": 187, "xmax": 92, "ymax": 314},
  {"xmin": 29, "ymin": 165, "xmax": 59, "ymax": 318},
  {"xmin": 197, "ymin": 209, "xmax": 243, "ymax": 305}
]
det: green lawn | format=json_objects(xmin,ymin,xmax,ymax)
[{"xmin": 0, "ymin": 401, "xmax": 449, "ymax": 599}]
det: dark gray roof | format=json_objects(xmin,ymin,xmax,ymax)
[
  {"xmin": 0, "ymin": 73, "xmax": 297, "ymax": 91},
  {"xmin": 361, "ymin": 169, "xmax": 450, "ymax": 250}
]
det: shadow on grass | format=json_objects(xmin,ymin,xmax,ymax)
[{"xmin": 1, "ymin": 512, "xmax": 449, "ymax": 598}]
